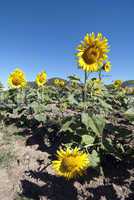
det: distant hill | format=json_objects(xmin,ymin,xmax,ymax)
[
  {"xmin": 47, "ymin": 77, "xmax": 66, "ymax": 85},
  {"xmin": 122, "ymin": 80, "xmax": 134, "ymax": 87},
  {"xmin": 27, "ymin": 81, "xmax": 37, "ymax": 88},
  {"xmin": 27, "ymin": 78, "xmax": 66, "ymax": 88},
  {"xmin": 28, "ymin": 79, "xmax": 134, "ymax": 89}
]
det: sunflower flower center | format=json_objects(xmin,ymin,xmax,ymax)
[
  {"xmin": 82, "ymin": 47, "xmax": 100, "ymax": 64},
  {"xmin": 60, "ymin": 155, "xmax": 79, "ymax": 172},
  {"xmin": 39, "ymin": 75, "xmax": 45, "ymax": 83},
  {"xmin": 12, "ymin": 76, "xmax": 23, "ymax": 86}
]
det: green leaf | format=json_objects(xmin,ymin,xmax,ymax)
[
  {"xmin": 68, "ymin": 94, "xmax": 78, "ymax": 105},
  {"xmin": 81, "ymin": 113, "xmax": 98, "ymax": 134},
  {"xmin": 34, "ymin": 113, "xmax": 46, "ymax": 122},
  {"xmin": 81, "ymin": 135, "xmax": 95, "ymax": 146},
  {"xmin": 99, "ymin": 99, "xmax": 112, "ymax": 110},
  {"xmin": 90, "ymin": 150, "xmax": 100, "ymax": 168},
  {"xmin": 81, "ymin": 113, "xmax": 105, "ymax": 136},
  {"xmin": 60, "ymin": 120, "xmax": 73, "ymax": 133},
  {"xmin": 102, "ymin": 138, "xmax": 113, "ymax": 152},
  {"xmin": 116, "ymin": 143, "xmax": 125, "ymax": 153},
  {"xmin": 92, "ymin": 115, "xmax": 106, "ymax": 135},
  {"xmin": 30, "ymin": 102, "xmax": 39, "ymax": 113},
  {"xmin": 124, "ymin": 108, "xmax": 134, "ymax": 122},
  {"xmin": 30, "ymin": 102, "xmax": 45, "ymax": 114}
]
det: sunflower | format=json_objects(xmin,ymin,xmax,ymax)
[
  {"xmin": 36, "ymin": 71, "xmax": 47, "ymax": 87},
  {"xmin": 113, "ymin": 80, "xmax": 122, "ymax": 89},
  {"xmin": 54, "ymin": 79, "xmax": 65, "ymax": 87},
  {"xmin": 103, "ymin": 61, "xmax": 111, "ymax": 72},
  {"xmin": 52, "ymin": 147, "xmax": 90, "ymax": 179},
  {"xmin": 76, "ymin": 32, "xmax": 109, "ymax": 72},
  {"xmin": 8, "ymin": 68, "xmax": 27, "ymax": 88}
]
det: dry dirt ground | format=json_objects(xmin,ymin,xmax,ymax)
[{"xmin": 0, "ymin": 122, "xmax": 134, "ymax": 200}]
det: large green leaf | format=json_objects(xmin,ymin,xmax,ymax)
[
  {"xmin": 92, "ymin": 115, "xmax": 106, "ymax": 135},
  {"xmin": 81, "ymin": 113, "xmax": 105, "ymax": 136},
  {"xmin": 81, "ymin": 113, "xmax": 98, "ymax": 134},
  {"xmin": 68, "ymin": 94, "xmax": 78, "ymax": 105}
]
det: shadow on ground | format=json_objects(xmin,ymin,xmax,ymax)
[
  {"xmin": 19, "ymin": 155, "xmax": 134, "ymax": 200},
  {"xmin": 20, "ymin": 172, "xmax": 78, "ymax": 200}
]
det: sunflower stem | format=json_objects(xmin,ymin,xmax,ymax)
[
  {"xmin": 41, "ymin": 86, "xmax": 44, "ymax": 104},
  {"xmin": 98, "ymin": 69, "xmax": 102, "ymax": 80},
  {"xmin": 84, "ymin": 71, "xmax": 88, "ymax": 102},
  {"xmin": 83, "ymin": 71, "xmax": 88, "ymax": 106}
]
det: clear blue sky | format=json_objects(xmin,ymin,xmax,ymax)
[{"xmin": 0, "ymin": 0, "xmax": 134, "ymax": 86}]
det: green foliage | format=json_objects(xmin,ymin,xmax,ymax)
[
  {"xmin": 0, "ymin": 81, "xmax": 3, "ymax": 90},
  {"xmin": 124, "ymin": 108, "xmax": 134, "ymax": 123},
  {"xmin": 0, "ymin": 76, "xmax": 133, "ymax": 171},
  {"xmin": 81, "ymin": 113, "xmax": 106, "ymax": 136},
  {"xmin": 90, "ymin": 150, "xmax": 100, "ymax": 167}
]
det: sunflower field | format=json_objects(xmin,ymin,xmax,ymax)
[{"xmin": 0, "ymin": 33, "xmax": 134, "ymax": 200}]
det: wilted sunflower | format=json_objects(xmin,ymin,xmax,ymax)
[
  {"xmin": 8, "ymin": 68, "xmax": 27, "ymax": 88},
  {"xmin": 52, "ymin": 147, "xmax": 90, "ymax": 179},
  {"xmin": 36, "ymin": 71, "xmax": 47, "ymax": 87},
  {"xmin": 114, "ymin": 80, "xmax": 122, "ymax": 89},
  {"xmin": 103, "ymin": 61, "xmax": 111, "ymax": 72},
  {"xmin": 76, "ymin": 32, "xmax": 109, "ymax": 72},
  {"xmin": 54, "ymin": 79, "xmax": 65, "ymax": 87}
]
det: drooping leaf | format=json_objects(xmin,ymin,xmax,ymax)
[
  {"xmin": 60, "ymin": 120, "xmax": 74, "ymax": 133},
  {"xmin": 90, "ymin": 150, "xmax": 100, "ymax": 168},
  {"xmin": 81, "ymin": 113, "xmax": 105, "ymax": 136},
  {"xmin": 102, "ymin": 138, "xmax": 113, "ymax": 152},
  {"xmin": 99, "ymin": 99, "xmax": 112, "ymax": 110},
  {"xmin": 68, "ymin": 94, "xmax": 78, "ymax": 105},
  {"xmin": 92, "ymin": 115, "xmax": 106, "ymax": 135}
]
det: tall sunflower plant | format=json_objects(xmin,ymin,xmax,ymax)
[
  {"xmin": 76, "ymin": 33, "xmax": 111, "ymax": 107},
  {"xmin": 51, "ymin": 33, "xmax": 126, "ymax": 179}
]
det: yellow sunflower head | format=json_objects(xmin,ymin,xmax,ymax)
[
  {"xmin": 54, "ymin": 79, "xmax": 65, "ymax": 87},
  {"xmin": 76, "ymin": 32, "xmax": 109, "ymax": 72},
  {"xmin": 36, "ymin": 70, "xmax": 47, "ymax": 87},
  {"xmin": 103, "ymin": 61, "xmax": 111, "ymax": 72},
  {"xmin": 113, "ymin": 80, "xmax": 122, "ymax": 89},
  {"xmin": 52, "ymin": 147, "xmax": 90, "ymax": 179},
  {"xmin": 8, "ymin": 68, "xmax": 27, "ymax": 88}
]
